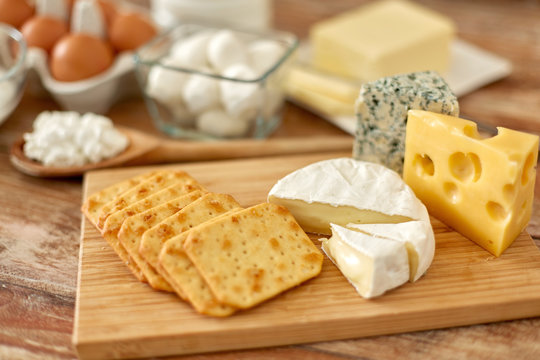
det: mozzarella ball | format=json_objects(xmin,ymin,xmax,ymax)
[
  {"xmin": 207, "ymin": 30, "xmax": 248, "ymax": 73},
  {"xmin": 169, "ymin": 31, "xmax": 213, "ymax": 69},
  {"xmin": 220, "ymin": 63, "xmax": 261, "ymax": 120},
  {"xmin": 248, "ymin": 39, "xmax": 285, "ymax": 76},
  {"xmin": 182, "ymin": 72, "xmax": 220, "ymax": 114},
  {"xmin": 196, "ymin": 108, "xmax": 250, "ymax": 138},
  {"xmin": 146, "ymin": 56, "xmax": 189, "ymax": 105}
]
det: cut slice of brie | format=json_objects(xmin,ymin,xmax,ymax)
[
  {"xmin": 346, "ymin": 221, "xmax": 434, "ymax": 282},
  {"xmin": 322, "ymin": 223, "xmax": 410, "ymax": 298},
  {"xmin": 268, "ymin": 157, "xmax": 430, "ymax": 235}
]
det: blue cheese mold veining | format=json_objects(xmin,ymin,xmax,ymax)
[{"xmin": 353, "ymin": 70, "xmax": 459, "ymax": 174}]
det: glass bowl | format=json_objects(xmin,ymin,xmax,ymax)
[
  {"xmin": 134, "ymin": 23, "xmax": 298, "ymax": 140},
  {"xmin": 0, "ymin": 24, "xmax": 27, "ymax": 127}
]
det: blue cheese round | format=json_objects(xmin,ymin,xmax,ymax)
[{"xmin": 354, "ymin": 70, "xmax": 459, "ymax": 173}]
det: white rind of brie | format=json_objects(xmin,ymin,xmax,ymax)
[
  {"xmin": 268, "ymin": 157, "xmax": 430, "ymax": 235},
  {"xmin": 322, "ymin": 224, "xmax": 410, "ymax": 298},
  {"xmin": 346, "ymin": 221, "xmax": 435, "ymax": 282}
]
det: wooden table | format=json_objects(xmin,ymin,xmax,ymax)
[{"xmin": 1, "ymin": 1, "xmax": 539, "ymax": 359}]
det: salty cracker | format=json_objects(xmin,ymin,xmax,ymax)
[
  {"xmin": 97, "ymin": 170, "xmax": 199, "ymax": 230},
  {"xmin": 158, "ymin": 209, "xmax": 243, "ymax": 317},
  {"xmin": 82, "ymin": 171, "xmax": 156, "ymax": 228},
  {"xmin": 117, "ymin": 190, "xmax": 206, "ymax": 292},
  {"xmin": 102, "ymin": 184, "xmax": 206, "ymax": 283},
  {"xmin": 139, "ymin": 193, "xmax": 242, "ymax": 273},
  {"xmin": 183, "ymin": 203, "xmax": 324, "ymax": 310}
]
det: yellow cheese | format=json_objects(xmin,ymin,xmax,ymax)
[
  {"xmin": 310, "ymin": 0, "xmax": 455, "ymax": 82},
  {"xmin": 284, "ymin": 65, "xmax": 360, "ymax": 116},
  {"xmin": 284, "ymin": 82, "xmax": 355, "ymax": 117},
  {"xmin": 285, "ymin": 65, "xmax": 361, "ymax": 104},
  {"xmin": 403, "ymin": 110, "xmax": 539, "ymax": 256}
]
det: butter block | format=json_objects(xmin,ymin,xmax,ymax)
[
  {"xmin": 284, "ymin": 65, "xmax": 360, "ymax": 116},
  {"xmin": 310, "ymin": 0, "xmax": 455, "ymax": 82},
  {"xmin": 403, "ymin": 110, "xmax": 539, "ymax": 256},
  {"xmin": 354, "ymin": 71, "xmax": 459, "ymax": 173}
]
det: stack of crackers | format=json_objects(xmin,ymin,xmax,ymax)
[{"xmin": 82, "ymin": 170, "xmax": 323, "ymax": 317}]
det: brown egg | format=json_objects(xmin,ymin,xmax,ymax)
[
  {"xmin": 109, "ymin": 12, "xmax": 157, "ymax": 52},
  {"xmin": 0, "ymin": 0, "xmax": 34, "ymax": 28},
  {"xmin": 97, "ymin": 0, "xmax": 118, "ymax": 26},
  {"xmin": 50, "ymin": 33, "xmax": 114, "ymax": 82},
  {"xmin": 21, "ymin": 16, "xmax": 69, "ymax": 52}
]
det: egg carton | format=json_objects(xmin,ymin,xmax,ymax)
[
  {"xmin": 22, "ymin": 0, "xmax": 154, "ymax": 114},
  {"xmin": 26, "ymin": 47, "xmax": 138, "ymax": 114}
]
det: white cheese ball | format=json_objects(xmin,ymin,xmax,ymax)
[
  {"xmin": 23, "ymin": 111, "xmax": 129, "ymax": 167},
  {"xmin": 169, "ymin": 30, "xmax": 213, "ymax": 69},
  {"xmin": 168, "ymin": 101, "xmax": 195, "ymax": 127},
  {"xmin": 248, "ymin": 39, "xmax": 285, "ymax": 76},
  {"xmin": 182, "ymin": 71, "xmax": 221, "ymax": 114},
  {"xmin": 146, "ymin": 56, "xmax": 189, "ymax": 105},
  {"xmin": 196, "ymin": 108, "xmax": 250, "ymax": 138},
  {"xmin": 207, "ymin": 30, "xmax": 248, "ymax": 73},
  {"xmin": 220, "ymin": 63, "xmax": 262, "ymax": 121}
]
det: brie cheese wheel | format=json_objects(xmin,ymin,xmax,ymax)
[
  {"xmin": 346, "ymin": 221, "xmax": 434, "ymax": 282},
  {"xmin": 267, "ymin": 157, "xmax": 430, "ymax": 235},
  {"xmin": 322, "ymin": 223, "xmax": 409, "ymax": 298}
]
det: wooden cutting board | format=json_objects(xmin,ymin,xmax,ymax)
[{"xmin": 73, "ymin": 152, "xmax": 540, "ymax": 360}]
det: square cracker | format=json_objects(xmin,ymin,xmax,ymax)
[
  {"xmin": 158, "ymin": 209, "xmax": 243, "ymax": 317},
  {"xmin": 183, "ymin": 203, "xmax": 324, "ymax": 310},
  {"xmin": 82, "ymin": 171, "xmax": 156, "ymax": 228},
  {"xmin": 97, "ymin": 170, "xmax": 199, "ymax": 230},
  {"xmin": 102, "ymin": 183, "xmax": 205, "ymax": 283},
  {"xmin": 117, "ymin": 190, "xmax": 206, "ymax": 292},
  {"xmin": 139, "ymin": 193, "xmax": 241, "ymax": 272}
]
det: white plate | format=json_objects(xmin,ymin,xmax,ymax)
[{"xmin": 290, "ymin": 39, "xmax": 512, "ymax": 135}]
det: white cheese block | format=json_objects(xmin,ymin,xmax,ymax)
[
  {"xmin": 346, "ymin": 221, "xmax": 434, "ymax": 282},
  {"xmin": 322, "ymin": 223, "xmax": 410, "ymax": 298},
  {"xmin": 354, "ymin": 71, "xmax": 459, "ymax": 174},
  {"xmin": 267, "ymin": 157, "xmax": 430, "ymax": 235}
]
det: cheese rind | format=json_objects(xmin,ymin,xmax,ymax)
[
  {"xmin": 403, "ymin": 110, "xmax": 539, "ymax": 256},
  {"xmin": 346, "ymin": 221, "xmax": 434, "ymax": 282},
  {"xmin": 322, "ymin": 223, "xmax": 409, "ymax": 298},
  {"xmin": 267, "ymin": 157, "xmax": 430, "ymax": 235},
  {"xmin": 310, "ymin": 0, "xmax": 455, "ymax": 82},
  {"xmin": 354, "ymin": 71, "xmax": 459, "ymax": 173}
]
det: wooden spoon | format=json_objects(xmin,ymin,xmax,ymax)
[{"xmin": 10, "ymin": 126, "xmax": 353, "ymax": 177}]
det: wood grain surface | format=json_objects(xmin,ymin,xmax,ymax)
[
  {"xmin": 1, "ymin": 0, "xmax": 540, "ymax": 359},
  {"xmin": 74, "ymin": 153, "xmax": 540, "ymax": 360}
]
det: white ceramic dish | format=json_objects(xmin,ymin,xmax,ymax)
[{"xmin": 23, "ymin": 0, "xmax": 153, "ymax": 114}]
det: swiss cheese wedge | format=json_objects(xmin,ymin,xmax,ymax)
[{"xmin": 404, "ymin": 110, "xmax": 539, "ymax": 256}]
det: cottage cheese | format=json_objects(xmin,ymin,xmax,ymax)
[{"xmin": 23, "ymin": 111, "xmax": 129, "ymax": 167}]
